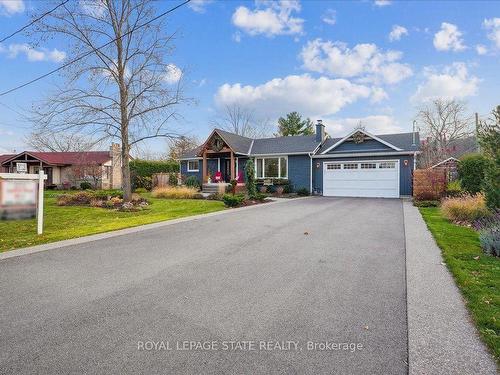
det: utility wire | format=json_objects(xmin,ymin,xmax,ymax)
[
  {"xmin": 0, "ymin": 0, "xmax": 191, "ymax": 97},
  {"xmin": 0, "ymin": 0, "xmax": 70, "ymax": 43}
]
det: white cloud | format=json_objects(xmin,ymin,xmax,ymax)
[
  {"xmin": 374, "ymin": 0, "xmax": 391, "ymax": 7},
  {"xmin": 476, "ymin": 44, "xmax": 488, "ymax": 55},
  {"xmin": 215, "ymin": 74, "xmax": 372, "ymax": 119},
  {"xmin": 370, "ymin": 87, "xmax": 388, "ymax": 103},
  {"xmin": 0, "ymin": 0, "xmax": 24, "ymax": 15},
  {"xmin": 232, "ymin": 0, "xmax": 304, "ymax": 37},
  {"xmin": 0, "ymin": 43, "xmax": 66, "ymax": 62},
  {"xmin": 188, "ymin": 0, "xmax": 213, "ymax": 13},
  {"xmin": 483, "ymin": 18, "xmax": 500, "ymax": 49},
  {"xmin": 389, "ymin": 25, "xmax": 408, "ymax": 42},
  {"xmin": 300, "ymin": 39, "xmax": 412, "ymax": 85},
  {"xmin": 323, "ymin": 115, "xmax": 402, "ymax": 137},
  {"xmin": 232, "ymin": 32, "xmax": 242, "ymax": 43},
  {"xmin": 0, "ymin": 127, "xmax": 14, "ymax": 136},
  {"xmin": 433, "ymin": 22, "xmax": 466, "ymax": 51},
  {"xmin": 163, "ymin": 64, "xmax": 182, "ymax": 84},
  {"xmin": 321, "ymin": 9, "xmax": 336, "ymax": 26},
  {"xmin": 411, "ymin": 62, "xmax": 479, "ymax": 103},
  {"xmin": 79, "ymin": 0, "xmax": 106, "ymax": 18}
]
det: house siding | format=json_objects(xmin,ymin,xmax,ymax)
[
  {"xmin": 288, "ymin": 155, "xmax": 311, "ymax": 192},
  {"xmin": 312, "ymin": 155, "xmax": 415, "ymax": 196},
  {"xmin": 326, "ymin": 139, "xmax": 393, "ymax": 153},
  {"xmin": 180, "ymin": 160, "xmax": 202, "ymax": 182}
]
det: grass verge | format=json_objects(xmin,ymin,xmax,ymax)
[
  {"xmin": 0, "ymin": 192, "xmax": 225, "ymax": 252},
  {"xmin": 419, "ymin": 207, "xmax": 499, "ymax": 361}
]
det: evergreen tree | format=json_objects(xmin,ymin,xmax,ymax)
[
  {"xmin": 245, "ymin": 159, "xmax": 257, "ymax": 198},
  {"xmin": 275, "ymin": 112, "xmax": 314, "ymax": 136}
]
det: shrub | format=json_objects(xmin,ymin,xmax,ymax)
[
  {"xmin": 93, "ymin": 189, "xmax": 123, "ymax": 200},
  {"xmin": 275, "ymin": 186, "xmax": 284, "ymax": 196},
  {"xmin": 259, "ymin": 186, "xmax": 267, "ymax": 194},
  {"xmin": 185, "ymin": 176, "xmax": 200, "ymax": 189},
  {"xmin": 207, "ymin": 192, "xmax": 223, "ymax": 200},
  {"xmin": 168, "ymin": 173, "xmax": 178, "ymax": 186},
  {"xmin": 296, "ymin": 187, "xmax": 309, "ymax": 196},
  {"xmin": 413, "ymin": 169, "xmax": 446, "ymax": 201},
  {"xmin": 473, "ymin": 211, "xmax": 500, "ymax": 256},
  {"xmin": 445, "ymin": 180, "xmax": 463, "ymax": 197},
  {"xmin": 413, "ymin": 200, "xmax": 440, "ymax": 207},
  {"xmin": 458, "ymin": 154, "xmax": 488, "ymax": 194},
  {"xmin": 253, "ymin": 193, "xmax": 267, "ymax": 202},
  {"xmin": 441, "ymin": 194, "xmax": 491, "ymax": 224},
  {"xmin": 222, "ymin": 193, "xmax": 245, "ymax": 207},
  {"xmin": 245, "ymin": 159, "xmax": 257, "ymax": 198},
  {"xmin": 229, "ymin": 179, "xmax": 238, "ymax": 195},
  {"xmin": 152, "ymin": 186, "xmax": 198, "ymax": 199},
  {"xmin": 130, "ymin": 159, "xmax": 179, "ymax": 177},
  {"xmin": 133, "ymin": 175, "xmax": 152, "ymax": 191},
  {"xmin": 56, "ymin": 191, "xmax": 94, "ymax": 206},
  {"xmin": 134, "ymin": 188, "xmax": 147, "ymax": 194},
  {"xmin": 483, "ymin": 158, "xmax": 500, "ymax": 210},
  {"xmin": 80, "ymin": 181, "xmax": 92, "ymax": 190}
]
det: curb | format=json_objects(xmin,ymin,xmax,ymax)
[{"xmin": 0, "ymin": 196, "xmax": 311, "ymax": 261}]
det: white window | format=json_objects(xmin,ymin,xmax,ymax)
[
  {"xmin": 187, "ymin": 160, "xmax": 199, "ymax": 172},
  {"xmin": 255, "ymin": 157, "xmax": 288, "ymax": 179},
  {"xmin": 326, "ymin": 163, "xmax": 341, "ymax": 170},
  {"xmin": 343, "ymin": 163, "xmax": 358, "ymax": 169},
  {"xmin": 361, "ymin": 163, "xmax": 376, "ymax": 169},
  {"xmin": 379, "ymin": 162, "xmax": 396, "ymax": 169}
]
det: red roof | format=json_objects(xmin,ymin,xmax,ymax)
[{"xmin": 0, "ymin": 151, "xmax": 111, "ymax": 166}]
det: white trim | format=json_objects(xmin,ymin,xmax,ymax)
[
  {"xmin": 248, "ymin": 139, "xmax": 255, "ymax": 155},
  {"xmin": 254, "ymin": 155, "xmax": 288, "ymax": 179},
  {"xmin": 322, "ymin": 159, "xmax": 400, "ymax": 198},
  {"xmin": 320, "ymin": 129, "xmax": 403, "ymax": 154},
  {"xmin": 217, "ymin": 158, "xmax": 220, "ymax": 172},
  {"xmin": 250, "ymin": 151, "xmax": 313, "ymax": 156},
  {"xmin": 187, "ymin": 159, "xmax": 200, "ymax": 172},
  {"xmin": 313, "ymin": 151, "xmax": 418, "ymax": 158},
  {"xmin": 309, "ymin": 153, "xmax": 313, "ymax": 193},
  {"xmin": 430, "ymin": 157, "xmax": 459, "ymax": 169},
  {"xmin": 179, "ymin": 157, "xmax": 203, "ymax": 161}
]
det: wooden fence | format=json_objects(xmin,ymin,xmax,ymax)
[
  {"xmin": 152, "ymin": 173, "xmax": 181, "ymax": 188},
  {"xmin": 413, "ymin": 169, "xmax": 447, "ymax": 200}
]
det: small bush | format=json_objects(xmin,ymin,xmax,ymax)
[
  {"xmin": 168, "ymin": 173, "xmax": 178, "ymax": 186},
  {"xmin": 185, "ymin": 176, "xmax": 200, "ymax": 189},
  {"xmin": 152, "ymin": 186, "xmax": 198, "ymax": 199},
  {"xmin": 445, "ymin": 180, "xmax": 463, "ymax": 197},
  {"xmin": 207, "ymin": 192, "xmax": 223, "ymax": 200},
  {"xmin": 56, "ymin": 191, "xmax": 94, "ymax": 206},
  {"xmin": 93, "ymin": 189, "xmax": 123, "ymax": 200},
  {"xmin": 133, "ymin": 175, "xmax": 152, "ymax": 191},
  {"xmin": 134, "ymin": 188, "xmax": 147, "ymax": 194},
  {"xmin": 259, "ymin": 186, "xmax": 267, "ymax": 193},
  {"xmin": 253, "ymin": 193, "xmax": 267, "ymax": 202},
  {"xmin": 222, "ymin": 193, "xmax": 245, "ymax": 207},
  {"xmin": 275, "ymin": 186, "xmax": 284, "ymax": 196},
  {"xmin": 296, "ymin": 187, "xmax": 309, "ymax": 196},
  {"xmin": 413, "ymin": 200, "xmax": 440, "ymax": 207},
  {"xmin": 458, "ymin": 154, "xmax": 488, "ymax": 194},
  {"xmin": 473, "ymin": 211, "xmax": 500, "ymax": 256},
  {"xmin": 441, "ymin": 194, "xmax": 491, "ymax": 224},
  {"xmin": 80, "ymin": 181, "xmax": 92, "ymax": 190}
]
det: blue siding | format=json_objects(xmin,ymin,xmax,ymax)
[
  {"xmin": 327, "ymin": 139, "xmax": 392, "ymax": 153},
  {"xmin": 288, "ymin": 155, "xmax": 311, "ymax": 192},
  {"xmin": 312, "ymin": 155, "xmax": 415, "ymax": 196},
  {"xmin": 180, "ymin": 160, "xmax": 202, "ymax": 183}
]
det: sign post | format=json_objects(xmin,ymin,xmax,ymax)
[{"xmin": 0, "ymin": 172, "xmax": 47, "ymax": 234}]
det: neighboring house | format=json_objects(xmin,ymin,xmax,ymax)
[
  {"xmin": 0, "ymin": 143, "xmax": 123, "ymax": 189},
  {"xmin": 427, "ymin": 137, "xmax": 479, "ymax": 180},
  {"xmin": 180, "ymin": 122, "xmax": 420, "ymax": 198}
]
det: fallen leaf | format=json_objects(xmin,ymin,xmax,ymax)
[
  {"xmin": 473, "ymin": 256, "xmax": 480, "ymax": 260},
  {"xmin": 304, "ymin": 232, "xmax": 309, "ymax": 235}
]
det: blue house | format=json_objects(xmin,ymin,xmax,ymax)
[{"xmin": 180, "ymin": 121, "xmax": 420, "ymax": 198}]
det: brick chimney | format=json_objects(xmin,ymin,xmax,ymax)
[{"xmin": 315, "ymin": 120, "xmax": 325, "ymax": 143}]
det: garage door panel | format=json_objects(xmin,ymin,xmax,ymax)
[{"xmin": 323, "ymin": 160, "xmax": 399, "ymax": 198}]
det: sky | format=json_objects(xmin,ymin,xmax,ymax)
[{"xmin": 0, "ymin": 0, "xmax": 499, "ymax": 154}]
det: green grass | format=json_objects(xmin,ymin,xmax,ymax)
[
  {"xmin": 420, "ymin": 207, "xmax": 499, "ymax": 361},
  {"xmin": 0, "ymin": 191, "xmax": 225, "ymax": 252}
]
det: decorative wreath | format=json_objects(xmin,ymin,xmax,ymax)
[
  {"xmin": 352, "ymin": 131, "xmax": 365, "ymax": 144},
  {"xmin": 211, "ymin": 135, "xmax": 224, "ymax": 152}
]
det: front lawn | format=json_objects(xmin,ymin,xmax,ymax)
[
  {"xmin": 420, "ymin": 207, "xmax": 499, "ymax": 361},
  {"xmin": 0, "ymin": 191, "xmax": 225, "ymax": 252}
]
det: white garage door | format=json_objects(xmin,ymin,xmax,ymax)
[{"xmin": 323, "ymin": 160, "xmax": 399, "ymax": 198}]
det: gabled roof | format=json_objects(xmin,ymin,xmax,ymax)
[
  {"xmin": 320, "ymin": 129, "xmax": 403, "ymax": 154},
  {"xmin": 250, "ymin": 135, "xmax": 319, "ymax": 155},
  {"xmin": 431, "ymin": 157, "xmax": 459, "ymax": 169},
  {"xmin": 215, "ymin": 129, "xmax": 253, "ymax": 155},
  {"xmin": 0, "ymin": 151, "xmax": 112, "ymax": 166},
  {"xmin": 318, "ymin": 131, "xmax": 420, "ymax": 154}
]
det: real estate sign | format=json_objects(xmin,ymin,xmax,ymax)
[{"xmin": 0, "ymin": 179, "xmax": 37, "ymax": 220}]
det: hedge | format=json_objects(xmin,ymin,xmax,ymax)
[
  {"xmin": 129, "ymin": 159, "xmax": 179, "ymax": 176},
  {"xmin": 458, "ymin": 154, "xmax": 488, "ymax": 194}
]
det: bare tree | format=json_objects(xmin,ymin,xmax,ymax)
[
  {"xmin": 416, "ymin": 99, "xmax": 473, "ymax": 165},
  {"xmin": 25, "ymin": 130, "xmax": 100, "ymax": 152},
  {"xmin": 29, "ymin": 0, "xmax": 189, "ymax": 200},
  {"xmin": 167, "ymin": 135, "xmax": 199, "ymax": 160},
  {"xmin": 212, "ymin": 104, "xmax": 271, "ymax": 138}
]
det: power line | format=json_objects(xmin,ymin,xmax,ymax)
[
  {"xmin": 0, "ymin": 0, "xmax": 191, "ymax": 97},
  {"xmin": 0, "ymin": 0, "xmax": 70, "ymax": 44}
]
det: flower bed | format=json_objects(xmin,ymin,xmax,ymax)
[{"xmin": 56, "ymin": 191, "xmax": 148, "ymax": 211}]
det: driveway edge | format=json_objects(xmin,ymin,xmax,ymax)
[
  {"xmin": 403, "ymin": 201, "xmax": 497, "ymax": 374},
  {"xmin": 0, "ymin": 197, "xmax": 311, "ymax": 261}
]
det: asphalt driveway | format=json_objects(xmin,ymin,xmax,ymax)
[{"xmin": 0, "ymin": 197, "xmax": 407, "ymax": 374}]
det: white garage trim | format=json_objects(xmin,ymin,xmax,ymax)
[{"xmin": 322, "ymin": 159, "xmax": 400, "ymax": 198}]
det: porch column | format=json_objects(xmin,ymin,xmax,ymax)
[
  {"xmin": 230, "ymin": 151, "xmax": 235, "ymax": 180},
  {"xmin": 202, "ymin": 150, "xmax": 208, "ymax": 183}
]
